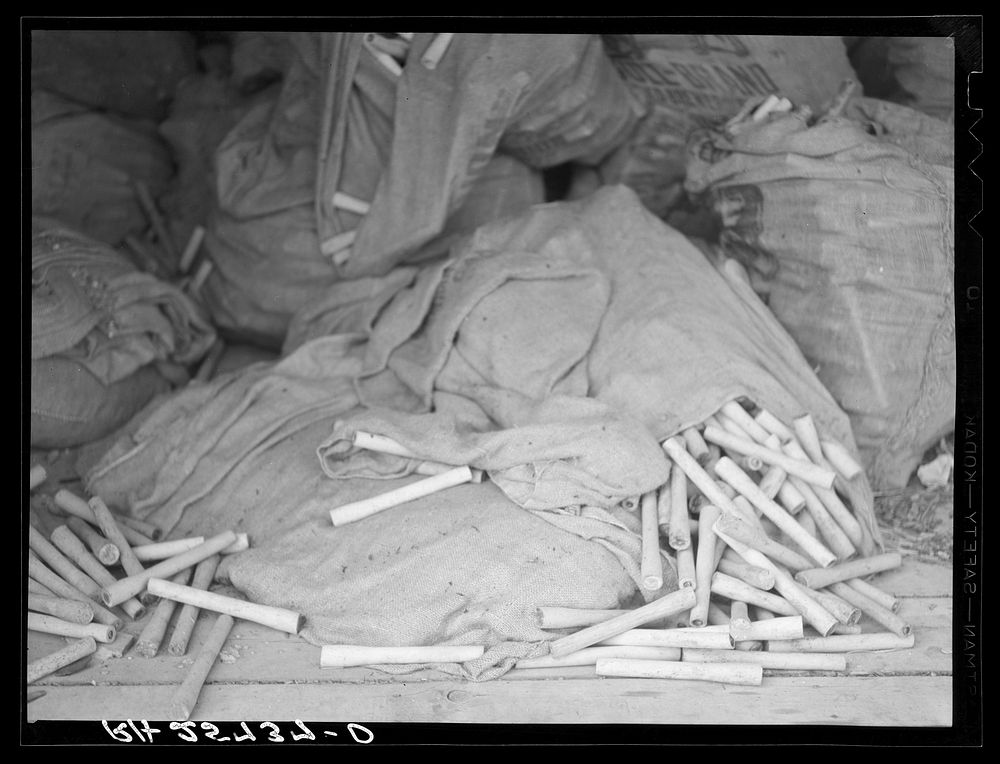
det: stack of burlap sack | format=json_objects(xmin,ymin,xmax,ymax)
[{"xmin": 28, "ymin": 31, "xmax": 953, "ymax": 679}]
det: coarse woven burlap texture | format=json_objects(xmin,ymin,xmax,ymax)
[
  {"xmin": 317, "ymin": 186, "xmax": 878, "ymax": 549},
  {"xmin": 684, "ymin": 97, "xmax": 955, "ymax": 489},
  {"xmin": 85, "ymin": 186, "xmax": 878, "ymax": 678},
  {"xmin": 31, "ymin": 221, "xmax": 216, "ymax": 447},
  {"xmin": 602, "ymin": 34, "xmax": 857, "ymax": 219},
  {"xmin": 31, "ymin": 91, "xmax": 175, "ymax": 246},
  {"xmin": 84, "ymin": 335, "xmax": 646, "ymax": 680},
  {"xmin": 200, "ymin": 32, "xmax": 639, "ymax": 344}
]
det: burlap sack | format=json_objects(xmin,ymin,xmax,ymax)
[
  {"xmin": 31, "ymin": 221, "xmax": 216, "ymax": 447},
  {"xmin": 83, "ymin": 336, "xmax": 645, "ymax": 679},
  {"xmin": 31, "ymin": 91, "xmax": 174, "ymax": 246},
  {"xmin": 319, "ymin": 186, "xmax": 880, "ymax": 546},
  {"xmin": 684, "ymin": 97, "xmax": 955, "ymax": 489},
  {"xmin": 602, "ymin": 34, "xmax": 856, "ymax": 219},
  {"xmin": 84, "ymin": 187, "xmax": 880, "ymax": 679},
  {"xmin": 201, "ymin": 32, "xmax": 637, "ymax": 345}
]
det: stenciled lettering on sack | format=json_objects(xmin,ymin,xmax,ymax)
[
  {"xmin": 613, "ymin": 59, "xmax": 683, "ymax": 89},
  {"xmin": 646, "ymin": 88, "xmax": 744, "ymax": 114},
  {"xmin": 690, "ymin": 35, "xmax": 751, "ymax": 58},
  {"xmin": 616, "ymin": 58, "xmax": 779, "ymax": 103}
]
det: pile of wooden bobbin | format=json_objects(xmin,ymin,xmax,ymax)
[
  {"xmin": 315, "ymin": 400, "xmax": 909, "ymax": 684},
  {"xmin": 520, "ymin": 400, "xmax": 911, "ymax": 684},
  {"xmin": 26, "ymin": 464, "xmax": 303, "ymax": 720},
  {"xmin": 28, "ymin": 398, "xmax": 911, "ymax": 706}
]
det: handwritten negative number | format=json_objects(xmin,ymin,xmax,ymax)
[{"xmin": 105, "ymin": 719, "xmax": 372, "ymax": 743}]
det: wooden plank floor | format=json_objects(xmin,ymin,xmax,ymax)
[{"xmin": 25, "ymin": 556, "xmax": 953, "ymax": 728}]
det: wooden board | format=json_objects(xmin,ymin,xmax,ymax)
[
  {"xmin": 25, "ymin": 555, "xmax": 955, "ymax": 728},
  {"xmin": 27, "ymin": 596, "xmax": 952, "ymax": 688},
  {"xmin": 874, "ymin": 557, "xmax": 952, "ymax": 597},
  {"xmin": 25, "ymin": 675, "xmax": 952, "ymax": 727}
]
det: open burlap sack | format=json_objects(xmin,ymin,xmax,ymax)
[
  {"xmin": 684, "ymin": 97, "xmax": 954, "ymax": 489},
  {"xmin": 83, "ymin": 336, "xmax": 646, "ymax": 679},
  {"xmin": 201, "ymin": 32, "xmax": 637, "ymax": 345},
  {"xmin": 84, "ymin": 186, "xmax": 879, "ymax": 678},
  {"xmin": 316, "ymin": 186, "xmax": 880, "ymax": 549},
  {"xmin": 601, "ymin": 34, "xmax": 856, "ymax": 219}
]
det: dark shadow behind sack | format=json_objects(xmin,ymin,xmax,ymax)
[
  {"xmin": 30, "ymin": 30, "xmax": 198, "ymax": 121},
  {"xmin": 846, "ymin": 36, "xmax": 955, "ymax": 122},
  {"xmin": 157, "ymin": 72, "xmax": 275, "ymax": 266}
]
